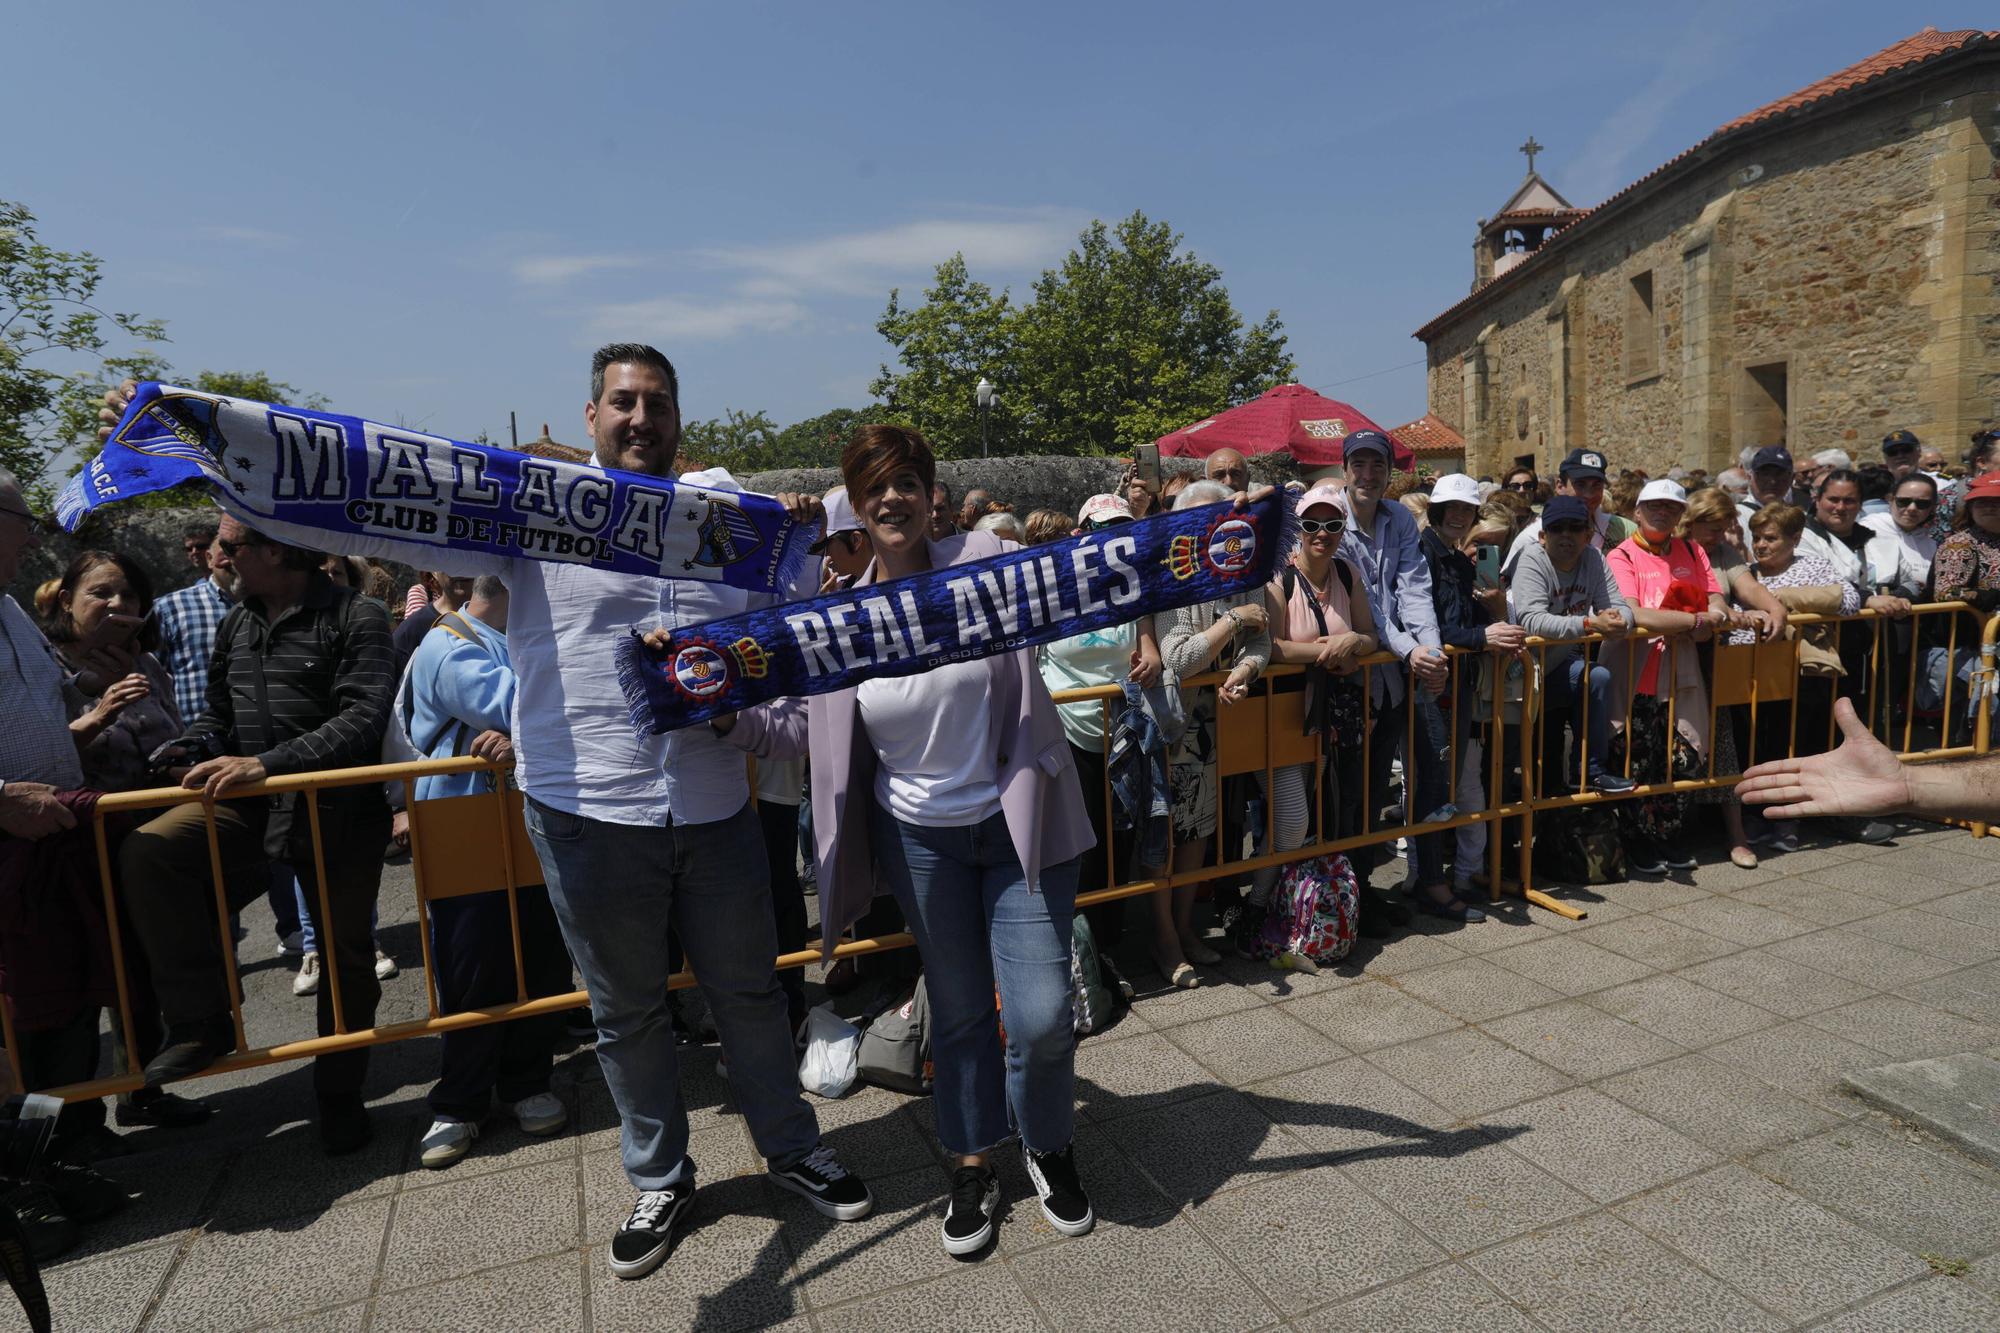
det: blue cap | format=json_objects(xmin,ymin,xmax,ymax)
[
  {"xmin": 1340, "ymin": 430, "xmax": 1393, "ymax": 464},
  {"xmin": 1751, "ymin": 445, "xmax": 1793, "ymax": 473},
  {"xmin": 1542, "ymin": 496, "xmax": 1590, "ymax": 527},
  {"xmin": 1559, "ymin": 448, "xmax": 1608, "ymax": 480}
]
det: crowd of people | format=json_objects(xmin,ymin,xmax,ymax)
[{"xmin": 2, "ymin": 343, "xmax": 1997, "ymax": 1279}]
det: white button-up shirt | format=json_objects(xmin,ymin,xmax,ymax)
[{"xmin": 505, "ymin": 467, "xmax": 778, "ymax": 827}]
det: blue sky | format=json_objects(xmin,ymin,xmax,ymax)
[{"xmin": 10, "ymin": 1, "xmax": 1982, "ymax": 453}]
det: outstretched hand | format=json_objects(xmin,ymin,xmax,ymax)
[{"xmin": 1736, "ymin": 697, "xmax": 1910, "ymax": 819}]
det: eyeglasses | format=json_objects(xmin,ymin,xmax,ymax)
[
  {"xmin": 1893, "ymin": 497, "xmax": 1936, "ymax": 509},
  {"xmin": 1298, "ymin": 518, "xmax": 1345, "ymax": 536},
  {"xmin": 215, "ymin": 537, "xmax": 265, "ymax": 557}
]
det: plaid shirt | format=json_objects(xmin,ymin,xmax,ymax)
[{"xmin": 153, "ymin": 576, "xmax": 233, "ymax": 723}]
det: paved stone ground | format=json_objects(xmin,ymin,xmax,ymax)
[{"xmin": 26, "ymin": 821, "xmax": 2000, "ymax": 1332}]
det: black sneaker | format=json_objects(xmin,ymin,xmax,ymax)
[
  {"xmin": 1626, "ymin": 842, "xmax": 1669, "ymax": 876},
  {"xmin": 2, "ymin": 1184, "xmax": 77, "ymax": 1262},
  {"xmin": 1228, "ymin": 901, "xmax": 1268, "ymax": 959},
  {"xmin": 610, "ymin": 1186, "xmax": 692, "ymax": 1279},
  {"xmin": 941, "ymin": 1164, "xmax": 999, "ymax": 1256},
  {"xmin": 1023, "ymin": 1144, "xmax": 1094, "ymax": 1237},
  {"xmin": 769, "ymin": 1143, "xmax": 873, "ymax": 1221},
  {"xmin": 1661, "ymin": 847, "xmax": 1698, "ymax": 872},
  {"xmin": 44, "ymin": 1162, "xmax": 129, "ymax": 1223},
  {"xmin": 1592, "ymin": 771, "xmax": 1637, "ymax": 795}
]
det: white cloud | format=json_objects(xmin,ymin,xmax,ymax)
[
  {"xmin": 509, "ymin": 253, "xmax": 649, "ymax": 285},
  {"xmin": 584, "ymin": 294, "xmax": 811, "ymax": 343},
  {"xmin": 1566, "ymin": 3, "xmax": 1747, "ymax": 202},
  {"xmin": 701, "ymin": 212, "xmax": 1085, "ymax": 296},
  {"xmin": 198, "ymin": 224, "xmax": 295, "ymax": 249}
]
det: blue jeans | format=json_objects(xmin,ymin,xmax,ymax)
[
  {"xmin": 525, "ymin": 797, "xmax": 819, "ymax": 1190},
  {"xmin": 1549, "ymin": 655, "xmax": 1614, "ymax": 788},
  {"xmin": 294, "ymin": 876, "xmax": 377, "ymax": 955},
  {"xmin": 869, "ymin": 805, "xmax": 1079, "ymax": 1157}
]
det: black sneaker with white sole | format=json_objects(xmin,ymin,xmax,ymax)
[
  {"xmin": 769, "ymin": 1143, "xmax": 873, "ymax": 1221},
  {"xmin": 1023, "ymin": 1143, "xmax": 1093, "ymax": 1236},
  {"xmin": 942, "ymin": 1164, "xmax": 1000, "ymax": 1255},
  {"xmin": 610, "ymin": 1186, "xmax": 693, "ymax": 1279}
]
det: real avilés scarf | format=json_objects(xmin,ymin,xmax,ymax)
[
  {"xmin": 59, "ymin": 382, "xmax": 817, "ymax": 594},
  {"xmin": 617, "ymin": 492, "xmax": 1299, "ymax": 732}
]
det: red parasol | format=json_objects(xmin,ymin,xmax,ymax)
[{"xmin": 1155, "ymin": 383, "xmax": 1415, "ymax": 471}]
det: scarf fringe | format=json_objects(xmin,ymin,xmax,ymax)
[{"xmin": 613, "ymin": 631, "xmax": 656, "ymax": 737}]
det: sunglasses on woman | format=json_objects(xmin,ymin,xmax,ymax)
[
  {"xmin": 1892, "ymin": 497, "xmax": 1935, "ymax": 510},
  {"xmin": 1298, "ymin": 517, "xmax": 1345, "ymax": 536}
]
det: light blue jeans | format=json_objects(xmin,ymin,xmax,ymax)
[
  {"xmin": 870, "ymin": 805, "xmax": 1080, "ymax": 1157},
  {"xmin": 525, "ymin": 797, "xmax": 819, "ymax": 1190}
]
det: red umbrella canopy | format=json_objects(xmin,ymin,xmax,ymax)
[{"xmin": 1155, "ymin": 383, "xmax": 1415, "ymax": 471}]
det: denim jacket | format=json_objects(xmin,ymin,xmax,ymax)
[{"xmin": 1108, "ymin": 680, "xmax": 1182, "ymax": 871}]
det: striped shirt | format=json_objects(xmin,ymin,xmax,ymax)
[
  {"xmin": 0, "ymin": 595, "xmax": 85, "ymax": 791},
  {"xmin": 154, "ymin": 575, "xmax": 234, "ymax": 722},
  {"xmin": 181, "ymin": 572, "xmax": 394, "ymax": 778}
]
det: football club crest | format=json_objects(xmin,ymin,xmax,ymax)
[
  {"xmin": 1163, "ymin": 534, "xmax": 1200, "ymax": 580},
  {"xmin": 692, "ymin": 496, "xmax": 766, "ymax": 569},
  {"xmin": 114, "ymin": 390, "xmax": 228, "ymax": 469},
  {"xmin": 666, "ymin": 635, "xmax": 770, "ymax": 702},
  {"xmin": 1203, "ymin": 514, "xmax": 1258, "ymax": 576}
]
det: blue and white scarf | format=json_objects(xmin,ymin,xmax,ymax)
[
  {"xmin": 59, "ymin": 382, "xmax": 816, "ymax": 594},
  {"xmin": 618, "ymin": 493, "xmax": 1298, "ymax": 732}
]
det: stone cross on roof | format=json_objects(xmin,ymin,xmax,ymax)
[{"xmin": 1520, "ymin": 135, "xmax": 1544, "ymax": 174}]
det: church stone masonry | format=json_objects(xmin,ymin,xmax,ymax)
[{"xmin": 1414, "ymin": 27, "xmax": 2000, "ymax": 481}]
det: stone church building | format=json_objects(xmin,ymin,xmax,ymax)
[{"xmin": 1415, "ymin": 27, "xmax": 1998, "ymax": 481}]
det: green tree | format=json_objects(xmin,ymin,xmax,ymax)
[
  {"xmin": 187, "ymin": 369, "xmax": 330, "ymax": 410},
  {"xmin": 771, "ymin": 405, "xmax": 900, "ymax": 470},
  {"xmin": 679, "ymin": 407, "xmax": 782, "ymax": 472},
  {"xmin": 0, "ymin": 198, "xmax": 168, "ymax": 499},
  {"xmin": 1009, "ymin": 212, "xmax": 1294, "ymax": 455},
  {"xmin": 870, "ymin": 255, "xmax": 1015, "ymax": 458}
]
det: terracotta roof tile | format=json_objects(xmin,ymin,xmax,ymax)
[
  {"xmin": 1391, "ymin": 414, "xmax": 1466, "ymax": 454},
  {"xmin": 1415, "ymin": 27, "xmax": 1997, "ymax": 342}
]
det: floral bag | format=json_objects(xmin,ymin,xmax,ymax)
[{"xmin": 1255, "ymin": 853, "xmax": 1360, "ymax": 965}]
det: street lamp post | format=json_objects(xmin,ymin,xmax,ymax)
[{"xmin": 976, "ymin": 377, "xmax": 996, "ymax": 458}]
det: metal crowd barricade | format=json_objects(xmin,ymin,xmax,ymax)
[{"xmin": 9, "ymin": 604, "xmax": 1994, "ymax": 1105}]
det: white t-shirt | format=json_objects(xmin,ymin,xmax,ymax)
[{"xmin": 857, "ymin": 659, "xmax": 1003, "ymax": 826}]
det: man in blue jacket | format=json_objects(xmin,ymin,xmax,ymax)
[{"xmin": 401, "ymin": 573, "xmax": 572, "ymax": 1169}]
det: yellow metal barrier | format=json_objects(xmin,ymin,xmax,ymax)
[{"xmin": 9, "ymin": 603, "xmax": 1993, "ymax": 1104}]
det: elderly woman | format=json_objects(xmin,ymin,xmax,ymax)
[
  {"xmin": 1155, "ymin": 479, "xmax": 1269, "ymax": 988},
  {"xmin": 1603, "ymin": 480, "xmax": 1731, "ymax": 875},
  {"xmin": 973, "ymin": 510, "xmax": 1026, "ymax": 543},
  {"xmin": 1738, "ymin": 503, "xmax": 1859, "ymax": 853},
  {"xmin": 42, "ymin": 549, "xmax": 213, "ymax": 1139},
  {"xmin": 714, "ymin": 424, "xmax": 1097, "ymax": 1257},
  {"xmin": 1680, "ymin": 487, "xmax": 1788, "ymax": 867}
]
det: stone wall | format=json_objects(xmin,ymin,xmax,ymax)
[{"xmin": 1422, "ymin": 59, "xmax": 2000, "ymax": 480}]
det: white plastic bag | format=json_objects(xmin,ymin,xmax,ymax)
[{"xmin": 797, "ymin": 1003, "xmax": 860, "ymax": 1098}]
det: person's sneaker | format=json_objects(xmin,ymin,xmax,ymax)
[
  {"xmin": 941, "ymin": 1164, "xmax": 1000, "ymax": 1256},
  {"xmin": 1768, "ymin": 826, "xmax": 1803, "ymax": 854},
  {"xmin": 1023, "ymin": 1143, "xmax": 1093, "ymax": 1237},
  {"xmin": 44, "ymin": 1162, "xmax": 130, "ymax": 1222},
  {"xmin": 115, "ymin": 1087, "xmax": 214, "ymax": 1129},
  {"xmin": 373, "ymin": 949, "xmax": 399, "ymax": 981},
  {"xmin": 3, "ymin": 1184, "xmax": 77, "ymax": 1262},
  {"xmin": 1846, "ymin": 818, "xmax": 1894, "ymax": 846},
  {"xmin": 769, "ymin": 1143, "xmax": 873, "ymax": 1221},
  {"xmin": 1661, "ymin": 847, "xmax": 1699, "ymax": 872},
  {"xmin": 318, "ymin": 1099, "xmax": 373, "ymax": 1156},
  {"xmin": 1625, "ymin": 842, "xmax": 1669, "ymax": 876},
  {"xmin": 293, "ymin": 951, "xmax": 322, "ymax": 997},
  {"xmin": 610, "ymin": 1186, "xmax": 692, "ymax": 1279},
  {"xmin": 1592, "ymin": 771, "xmax": 1638, "ymax": 795},
  {"xmin": 274, "ymin": 929, "xmax": 306, "ymax": 959},
  {"xmin": 1228, "ymin": 901, "xmax": 1268, "ymax": 959},
  {"xmin": 508, "ymin": 1092, "xmax": 568, "ymax": 1137},
  {"xmin": 420, "ymin": 1117, "xmax": 478, "ymax": 1169}
]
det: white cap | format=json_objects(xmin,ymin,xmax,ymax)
[
  {"xmin": 1429, "ymin": 473, "xmax": 1481, "ymax": 507},
  {"xmin": 809, "ymin": 487, "xmax": 862, "ymax": 552},
  {"xmin": 1636, "ymin": 478, "xmax": 1688, "ymax": 507}
]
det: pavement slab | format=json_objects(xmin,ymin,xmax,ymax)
[
  {"xmin": 1750, "ymin": 1124, "xmax": 2000, "ymax": 1257},
  {"xmin": 1840, "ymin": 1052, "xmax": 2000, "ymax": 1171}
]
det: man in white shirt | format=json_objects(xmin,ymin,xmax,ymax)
[{"xmin": 100, "ymin": 346, "xmax": 872, "ymax": 1281}]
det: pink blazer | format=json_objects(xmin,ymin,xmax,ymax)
[{"xmin": 725, "ymin": 529, "xmax": 1096, "ymax": 955}]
